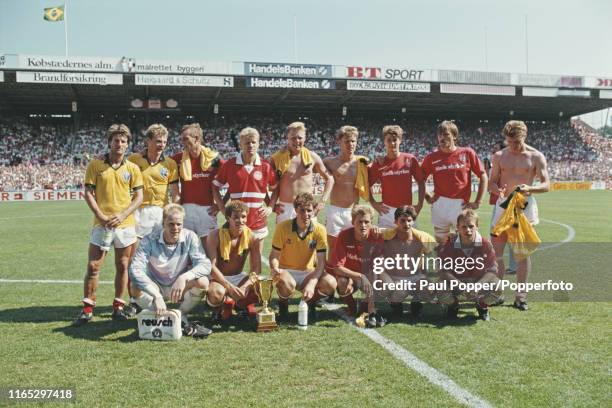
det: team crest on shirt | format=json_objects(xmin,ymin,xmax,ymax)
[
  {"xmin": 253, "ymin": 170, "xmax": 263, "ymax": 181},
  {"xmin": 160, "ymin": 167, "xmax": 169, "ymax": 178},
  {"xmin": 122, "ymin": 172, "xmax": 131, "ymax": 182},
  {"xmin": 286, "ymin": 238, "xmax": 292, "ymax": 244},
  {"xmin": 459, "ymin": 154, "xmax": 467, "ymax": 163},
  {"xmin": 308, "ymin": 239, "xmax": 317, "ymax": 249}
]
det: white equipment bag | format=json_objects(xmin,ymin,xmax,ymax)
[{"xmin": 137, "ymin": 309, "xmax": 182, "ymax": 341}]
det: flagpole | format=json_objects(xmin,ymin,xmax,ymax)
[{"xmin": 64, "ymin": 0, "xmax": 69, "ymax": 56}]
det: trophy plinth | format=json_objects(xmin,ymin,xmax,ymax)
[{"xmin": 251, "ymin": 274, "xmax": 278, "ymax": 332}]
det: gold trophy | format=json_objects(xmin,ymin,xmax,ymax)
[{"xmin": 251, "ymin": 274, "xmax": 278, "ymax": 332}]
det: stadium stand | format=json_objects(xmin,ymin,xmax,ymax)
[{"xmin": 1, "ymin": 116, "xmax": 610, "ymax": 191}]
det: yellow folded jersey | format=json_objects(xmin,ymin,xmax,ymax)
[
  {"xmin": 354, "ymin": 155, "xmax": 370, "ymax": 201},
  {"xmin": 271, "ymin": 147, "xmax": 314, "ymax": 177},
  {"xmin": 491, "ymin": 191, "xmax": 540, "ymax": 260},
  {"xmin": 179, "ymin": 147, "xmax": 218, "ymax": 181},
  {"xmin": 219, "ymin": 224, "xmax": 252, "ymax": 261}
]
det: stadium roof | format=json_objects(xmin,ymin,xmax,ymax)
[{"xmin": 1, "ymin": 55, "xmax": 610, "ymax": 119}]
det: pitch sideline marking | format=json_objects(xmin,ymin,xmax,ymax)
[{"xmin": 259, "ymin": 257, "xmax": 493, "ymax": 408}]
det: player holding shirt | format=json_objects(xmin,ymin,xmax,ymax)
[
  {"xmin": 206, "ymin": 201, "xmax": 261, "ymax": 320},
  {"xmin": 436, "ymin": 210, "xmax": 501, "ymax": 321},
  {"xmin": 73, "ymin": 124, "xmax": 144, "ymax": 326},
  {"xmin": 128, "ymin": 124, "xmax": 179, "ymax": 238},
  {"xmin": 171, "ymin": 123, "xmax": 223, "ymax": 253},
  {"xmin": 421, "ymin": 121, "xmax": 488, "ymax": 243},
  {"xmin": 269, "ymin": 121, "xmax": 334, "ymax": 223},
  {"xmin": 212, "ymin": 127, "xmax": 277, "ymax": 256},
  {"xmin": 369, "ymin": 125, "xmax": 425, "ymax": 228},
  {"xmin": 489, "ymin": 120, "xmax": 550, "ymax": 311},
  {"xmin": 270, "ymin": 193, "xmax": 337, "ymax": 322},
  {"xmin": 328, "ymin": 205, "xmax": 384, "ymax": 317},
  {"xmin": 323, "ymin": 125, "xmax": 370, "ymax": 258}
]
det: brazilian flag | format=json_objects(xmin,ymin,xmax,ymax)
[{"xmin": 44, "ymin": 5, "xmax": 64, "ymax": 22}]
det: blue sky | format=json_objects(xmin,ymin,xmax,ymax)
[{"xmin": 1, "ymin": 0, "xmax": 611, "ymax": 124}]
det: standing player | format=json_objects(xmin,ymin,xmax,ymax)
[
  {"xmin": 489, "ymin": 120, "xmax": 550, "ymax": 310},
  {"xmin": 328, "ymin": 205, "xmax": 383, "ymax": 317},
  {"xmin": 73, "ymin": 124, "xmax": 144, "ymax": 326},
  {"xmin": 206, "ymin": 201, "xmax": 261, "ymax": 319},
  {"xmin": 171, "ymin": 123, "xmax": 222, "ymax": 253},
  {"xmin": 128, "ymin": 123, "xmax": 179, "ymax": 238},
  {"xmin": 129, "ymin": 204, "xmax": 212, "ymax": 337},
  {"xmin": 269, "ymin": 121, "xmax": 334, "ymax": 223},
  {"xmin": 212, "ymin": 127, "xmax": 277, "ymax": 256},
  {"xmin": 270, "ymin": 193, "xmax": 337, "ymax": 322},
  {"xmin": 436, "ymin": 209, "xmax": 501, "ymax": 321},
  {"xmin": 323, "ymin": 125, "xmax": 370, "ymax": 257},
  {"xmin": 487, "ymin": 140, "xmax": 516, "ymax": 276},
  {"xmin": 369, "ymin": 125, "xmax": 425, "ymax": 228},
  {"xmin": 421, "ymin": 121, "xmax": 488, "ymax": 243}
]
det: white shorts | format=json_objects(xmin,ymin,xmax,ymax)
[
  {"xmin": 491, "ymin": 195, "xmax": 539, "ymax": 230},
  {"xmin": 90, "ymin": 226, "xmax": 137, "ymax": 251},
  {"xmin": 276, "ymin": 201, "xmax": 296, "ymax": 224},
  {"xmin": 325, "ymin": 204, "xmax": 352, "ymax": 237},
  {"xmin": 285, "ymin": 269, "xmax": 310, "ymax": 288},
  {"xmin": 135, "ymin": 205, "xmax": 163, "ymax": 238},
  {"xmin": 224, "ymin": 272, "xmax": 249, "ymax": 287},
  {"xmin": 183, "ymin": 203, "xmax": 218, "ymax": 238},
  {"xmin": 251, "ymin": 227, "xmax": 268, "ymax": 240},
  {"xmin": 431, "ymin": 197, "xmax": 464, "ymax": 232}
]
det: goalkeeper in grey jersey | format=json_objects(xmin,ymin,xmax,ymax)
[{"xmin": 129, "ymin": 203, "xmax": 212, "ymax": 337}]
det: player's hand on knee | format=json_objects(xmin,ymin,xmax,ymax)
[
  {"xmin": 153, "ymin": 296, "xmax": 167, "ymax": 316},
  {"xmin": 171, "ymin": 276, "xmax": 188, "ymax": 303},
  {"xmin": 227, "ymin": 284, "xmax": 245, "ymax": 300},
  {"xmin": 302, "ymin": 281, "xmax": 317, "ymax": 301}
]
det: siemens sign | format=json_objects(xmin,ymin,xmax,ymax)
[{"xmin": 244, "ymin": 62, "xmax": 332, "ymax": 78}]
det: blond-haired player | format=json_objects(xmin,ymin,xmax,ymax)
[
  {"xmin": 489, "ymin": 120, "xmax": 550, "ymax": 311},
  {"xmin": 269, "ymin": 121, "xmax": 334, "ymax": 223},
  {"xmin": 323, "ymin": 125, "xmax": 370, "ymax": 258},
  {"xmin": 128, "ymin": 124, "xmax": 179, "ymax": 238},
  {"xmin": 213, "ymin": 127, "xmax": 277, "ymax": 257},
  {"xmin": 129, "ymin": 204, "xmax": 212, "ymax": 338}
]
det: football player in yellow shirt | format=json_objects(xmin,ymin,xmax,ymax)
[
  {"xmin": 269, "ymin": 192, "xmax": 337, "ymax": 322},
  {"xmin": 73, "ymin": 124, "xmax": 144, "ymax": 326}
]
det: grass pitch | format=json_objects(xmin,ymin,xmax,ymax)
[{"xmin": 0, "ymin": 190, "xmax": 610, "ymax": 407}]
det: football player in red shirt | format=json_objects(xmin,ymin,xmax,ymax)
[
  {"xmin": 421, "ymin": 121, "xmax": 488, "ymax": 243},
  {"xmin": 368, "ymin": 125, "xmax": 425, "ymax": 228}
]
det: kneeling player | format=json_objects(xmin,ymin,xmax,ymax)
[
  {"xmin": 436, "ymin": 209, "xmax": 501, "ymax": 321},
  {"xmin": 269, "ymin": 193, "xmax": 337, "ymax": 322},
  {"xmin": 377, "ymin": 206, "xmax": 437, "ymax": 320},
  {"xmin": 328, "ymin": 205, "xmax": 383, "ymax": 318},
  {"xmin": 129, "ymin": 204, "xmax": 212, "ymax": 337},
  {"xmin": 206, "ymin": 200, "xmax": 261, "ymax": 320}
]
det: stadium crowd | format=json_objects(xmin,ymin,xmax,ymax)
[{"xmin": 1, "ymin": 116, "xmax": 610, "ymax": 191}]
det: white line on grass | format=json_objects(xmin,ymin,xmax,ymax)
[
  {"xmin": 537, "ymin": 218, "xmax": 576, "ymax": 251},
  {"xmin": 323, "ymin": 302, "xmax": 493, "ymax": 408},
  {"xmin": 259, "ymin": 256, "xmax": 493, "ymax": 408}
]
